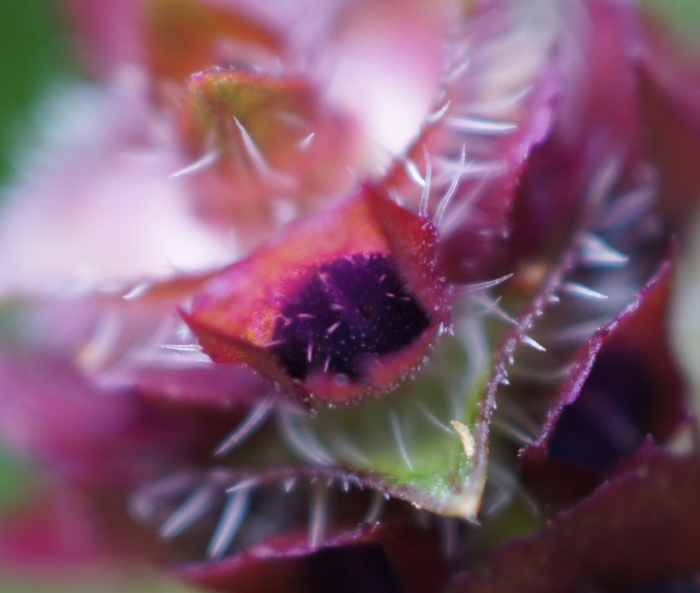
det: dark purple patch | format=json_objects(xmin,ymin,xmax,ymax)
[
  {"xmin": 268, "ymin": 253, "xmax": 429, "ymax": 382},
  {"xmin": 303, "ymin": 544, "xmax": 404, "ymax": 593},
  {"xmin": 547, "ymin": 351, "xmax": 654, "ymax": 470}
]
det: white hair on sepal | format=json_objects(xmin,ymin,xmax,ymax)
[
  {"xmin": 276, "ymin": 405, "xmax": 336, "ymax": 466},
  {"xmin": 128, "ymin": 471, "xmax": 201, "ymax": 523},
  {"xmin": 308, "ymin": 480, "xmax": 330, "ymax": 549},
  {"xmin": 207, "ymin": 488, "xmax": 253, "ymax": 560},
  {"xmin": 214, "ymin": 395, "xmax": 277, "ymax": 457},
  {"xmin": 169, "ymin": 149, "xmax": 220, "ymax": 179},
  {"xmin": 159, "ymin": 483, "xmax": 219, "ymax": 541},
  {"xmin": 433, "ymin": 144, "xmax": 466, "ymax": 229},
  {"xmin": 363, "ymin": 490, "xmax": 386, "ymax": 524},
  {"xmin": 390, "ymin": 409, "xmax": 414, "ymax": 471},
  {"xmin": 484, "ymin": 461, "xmax": 539, "ymax": 518},
  {"xmin": 578, "ymin": 233, "xmax": 629, "ymax": 268},
  {"xmin": 233, "ymin": 117, "xmax": 297, "ymax": 190}
]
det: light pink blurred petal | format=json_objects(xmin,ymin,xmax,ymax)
[{"xmin": 0, "ymin": 68, "xmax": 239, "ymax": 298}]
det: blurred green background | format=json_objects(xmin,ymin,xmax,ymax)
[
  {"xmin": 0, "ymin": 0, "xmax": 697, "ymax": 590},
  {"xmin": 0, "ymin": 1, "xmax": 71, "ymax": 184},
  {"xmin": 644, "ymin": 0, "xmax": 700, "ymax": 48}
]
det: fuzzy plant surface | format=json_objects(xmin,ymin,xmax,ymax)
[{"xmin": 1, "ymin": 0, "xmax": 700, "ymax": 592}]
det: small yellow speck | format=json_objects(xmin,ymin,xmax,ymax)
[{"xmin": 451, "ymin": 420, "xmax": 475, "ymax": 459}]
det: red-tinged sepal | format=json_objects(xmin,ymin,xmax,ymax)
[
  {"xmin": 178, "ymin": 69, "xmax": 358, "ymax": 237},
  {"xmin": 184, "ymin": 183, "xmax": 448, "ymax": 406}
]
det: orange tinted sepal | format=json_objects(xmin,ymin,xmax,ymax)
[
  {"xmin": 179, "ymin": 70, "xmax": 358, "ymax": 233},
  {"xmin": 143, "ymin": 0, "xmax": 283, "ymax": 83}
]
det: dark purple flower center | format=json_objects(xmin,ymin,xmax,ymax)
[{"xmin": 268, "ymin": 253, "xmax": 429, "ymax": 382}]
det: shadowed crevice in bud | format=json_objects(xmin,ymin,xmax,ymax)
[
  {"xmin": 302, "ymin": 544, "xmax": 404, "ymax": 593},
  {"xmin": 547, "ymin": 351, "xmax": 658, "ymax": 470},
  {"xmin": 269, "ymin": 253, "xmax": 430, "ymax": 383}
]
